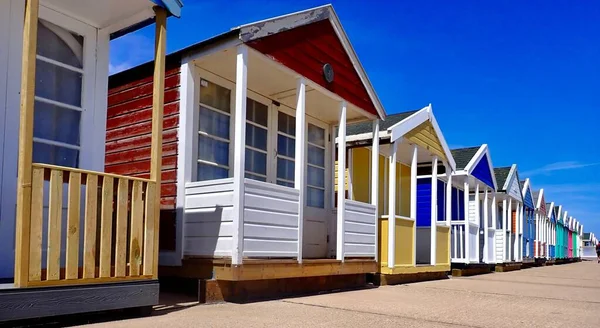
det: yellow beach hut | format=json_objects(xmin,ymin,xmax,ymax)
[{"xmin": 339, "ymin": 105, "xmax": 456, "ymax": 284}]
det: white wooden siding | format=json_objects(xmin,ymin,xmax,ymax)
[
  {"xmin": 487, "ymin": 229, "xmax": 495, "ymax": 263},
  {"xmin": 184, "ymin": 179, "xmax": 235, "ymax": 257},
  {"xmin": 506, "ymin": 174, "xmax": 522, "ymax": 202},
  {"xmin": 468, "ymin": 195, "xmax": 477, "ymax": 223},
  {"xmin": 468, "ymin": 225, "xmax": 478, "ymax": 262},
  {"xmin": 343, "ymin": 199, "xmax": 376, "ymax": 257},
  {"xmin": 242, "ymin": 179, "xmax": 299, "ymax": 257},
  {"xmin": 495, "ymin": 229, "xmax": 504, "ymax": 262}
]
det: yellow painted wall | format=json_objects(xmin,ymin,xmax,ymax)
[
  {"xmin": 436, "ymin": 226, "xmax": 450, "ymax": 265},
  {"xmin": 399, "ymin": 165, "xmax": 411, "ymax": 218},
  {"xmin": 378, "ymin": 217, "xmax": 415, "ymax": 269},
  {"xmin": 351, "ymin": 148, "xmax": 371, "ymax": 203},
  {"xmin": 405, "ymin": 121, "xmax": 447, "ymax": 162}
]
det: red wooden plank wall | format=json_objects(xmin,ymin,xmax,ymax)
[{"xmin": 106, "ymin": 67, "xmax": 181, "ymax": 251}]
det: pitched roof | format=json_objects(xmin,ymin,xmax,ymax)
[
  {"xmin": 343, "ymin": 110, "xmax": 418, "ymax": 137},
  {"xmin": 494, "ymin": 167, "xmax": 512, "ymax": 191},
  {"xmin": 450, "ymin": 147, "xmax": 481, "ymax": 170}
]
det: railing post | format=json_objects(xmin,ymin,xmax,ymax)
[
  {"xmin": 336, "ymin": 101, "xmax": 347, "ymax": 262},
  {"xmin": 231, "ymin": 45, "xmax": 248, "ymax": 266},
  {"xmin": 294, "ymin": 77, "xmax": 306, "ymax": 264},
  {"xmin": 474, "ymin": 183, "xmax": 480, "ymax": 262},
  {"xmin": 14, "ymin": 0, "xmax": 39, "ymax": 288},
  {"xmin": 464, "ymin": 181, "xmax": 469, "ymax": 263},
  {"xmin": 508, "ymin": 198, "xmax": 512, "ymax": 261},
  {"xmin": 145, "ymin": 6, "xmax": 167, "ymax": 278},
  {"xmin": 445, "ymin": 165, "xmax": 452, "ymax": 226},
  {"xmin": 483, "ymin": 188, "xmax": 489, "ymax": 263}
]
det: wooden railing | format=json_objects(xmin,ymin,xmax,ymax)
[{"xmin": 20, "ymin": 163, "xmax": 158, "ymax": 287}]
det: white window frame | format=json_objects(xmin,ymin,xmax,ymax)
[{"xmin": 33, "ymin": 6, "xmax": 97, "ymax": 170}]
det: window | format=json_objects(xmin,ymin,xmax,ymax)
[
  {"xmin": 245, "ymin": 98, "xmax": 269, "ymax": 181},
  {"xmin": 197, "ymin": 79, "xmax": 231, "ymax": 181},
  {"xmin": 33, "ymin": 19, "xmax": 84, "ymax": 167},
  {"xmin": 307, "ymin": 123, "xmax": 325, "ymax": 208},
  {"xmin": 276, "ymin": 112, "xmax": 295, "ymax": 187}
]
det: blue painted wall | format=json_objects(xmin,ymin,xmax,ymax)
[
  {"xmin": 450, "ymin": 187, "xmax": 465, "ymax": 221},
  {"xmin": 523, "ymin": 187, "xmax": 534, "ymax": 210},
  {"xmin": 416, "ymin": 178, "xmax": 431, "ymax": 227},
  {"xmin": 471, "ymin": 153, "xmax": 495, "ymax": 189},
  {"xmin": 416, "ymin": 178, "xmax": 448, "ymax": 226}
]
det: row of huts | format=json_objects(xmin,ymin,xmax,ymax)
[{"xmin": 0, "ymin": 1, "xmax": 593, "ymax": 322}]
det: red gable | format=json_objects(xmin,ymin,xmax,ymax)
[{"xmin": 245, "ymin": 19, "xmax": 378, "ymax": 117}]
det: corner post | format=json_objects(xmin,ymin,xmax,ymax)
[
  {"xmin": 15, "ymin": 0, "xmax": 40, "ymax": 287},
  {"xmin": 508, "ymin": 198, "xmax": 512, "ymax": 261},
  {"xmin": 464, "ymin": 182, "xmax": 470, "ymax": 263},
  {"xmin": 410, "ymin": 144, "xmax": 418, "ymax": 265},
  {"xmin": 483, "ymin": 188, "xmax": 489, "ymax": 263},
  {"xmin": 336, "ymin": 101, "xmax": 347, "ymax": 261},
  {"xmin": 371, "ymin": 120, "xmax": 380, "ymax": 261},
  {"xmin": 231, "ymin": 45, "xmax": 248, "ymax": 265},
  {"xmin": 445, "ymin": 166, "xmax": 452, "ymax": 226},
  {"xmin": 430, "ymin": 156, "xmax": 438, "ymax": 266},
  {"xmin": 387, "ymin": 141, "xmax": 398, "ymax": 268},
  {"xmin": 294, "ymin": 77, "xmax": 306, "ymax": 264},
  {"xmin": 474, "ymin": 183, "xmax": 480, "ymax": 262},
  {"xmin": 502, "ymin": 198, "xmax": 507, "ymax": 262}
]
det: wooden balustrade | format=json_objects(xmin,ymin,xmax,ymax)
[{"xmin": 22, "ymin": 163, "xmax": 158, "ymax": 287}]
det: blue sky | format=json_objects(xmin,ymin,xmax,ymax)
[{"xmin": 110, "ymin": 0, "xmax": 600, "ymax": 234}]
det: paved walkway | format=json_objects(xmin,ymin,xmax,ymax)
[{"xmin": 82, "ymin": 261, "xmax": 600, "ymax": 328}]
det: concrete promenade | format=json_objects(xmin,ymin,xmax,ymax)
[{"xmin": 79, "ymin": 261, "xmax": 599, "ymax": 328}]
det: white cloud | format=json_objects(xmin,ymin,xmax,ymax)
[
  {"xmin": 520, "ymin": 161, "xmax": 600, "ymax": 177},
  {"xmin": 109, "ymin": 33, "xmax": 154, "ymax": 76}
]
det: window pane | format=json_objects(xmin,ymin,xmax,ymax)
[
  {"xmin": 277, "ymin": 158, "xmax": 294, "ymax": 181},
  {"xmin": 199, "ymin": 106, "xmax": 230, "ymax": 139},
  {"xmin": 246, "ymin": 124, "xmax": 267, "ymax": 150},
  {"xmin": 277, "ymin": 180, "xmax": 294, "ymax": 188},
  {"xmin": 307, "ymin": 187, "xmax": 325, "ymax": 208},
  {"xmin": 307, "ymin": 166, "xmax": 325, "ymax": 188},
  {"xmin": 197, "ymin": 163, "xmax": 229, "ymax": 181},
  {"xmin": 200, "ymin": 80, "xmax": 231, "ymax": 113},
  {"xmin": 308, "ymin": 123, "xmax": 325, "ymax": 147},
  {"xmin": 247, "ymin": 98, "xmax": 268, "ymax": 127},
  {"xmin": 37, "ymin": 20, "xmax": 83, "ymax": 68},
  {"xmin": 35, "ymin": 59, "xmax": 82, "ymax": 107},
  {"xmin": 277, "ymin": 134, "xmax": 295, "ymax": 158},
  {"xmin": 34, "ymin": 101, "xmax": 80, "ymax": 145},
  {"xmin": 278, "ymin": 112, "xmax": 295, "ymax": 135},
  {"xmin": 245, "ymin": 148, "xmax": 267, "ymax": 176},
  {"xmin": 246, "ymin": 173, "xmax": 267, "ymax": 182},
  {"xmin": 198, "ymin": 135, "xmax": 229, "ymax": 166},
  {"xmin": 308, "ymin": 145, "xmax": 325, "ymax": 167},
  {"xmin": 33, "ymin": 142, "xmax": 78, "ymax": 167}
]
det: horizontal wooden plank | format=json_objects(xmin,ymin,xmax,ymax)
[
  {"xmin": 185, "ymin": 179, "xmax": 235, "ymax": 195},
  {"xmin": 106, "ymin": 113, "xmax": 178, "ymax": 142},
  {"xmin": 106, "ymin": 101, "xmax": 179, "ymax": 130},
  {"xmin": 184, "ymin": 237, "xmax": 233, "ymax": 257},
  {"xmin": 244, "ymin": 193, "xmax": 299, "ymax": 215},
  {"xmin": 108, "ymin": 73, "xmax": 180, "ymax": 107},
  {"xmin": 186, "ymin": 191, "xmax": 234, "ymax": 209},
  {"xmin": 105, "ymin": 155, "xmax": 177, "ymax": 176},
  {"xmin": 108, "ymin": 89, "xmax": 179, "ymax": 119},
  {"xmin": 345, "ymin": 209, "xmax": 376, "ymax": 225},
  {"xmin": 185, "ymin": 206, "xmax": 234, "ymax": 223},
  {"xmin": 243, "ymin": 223, "xmax": 298, "ymax": 241},
  {"xmin": 185, "ymin": 221, "xmax": 234, "ymax": 237},
  {"xmin": 344, "ymin": 244, "xmax": 376, "ymax": 257},
  {"xmin": 243, "ymin": 208, "xmax": 298, "ymax": 228},
  {"xmin": 243, "ymin": 239, "xmax": 297, "ymax": 254},
  {"xmin": 105, "ymin": 128, "xmax": 177, "ymax": 154},
  {"xmin": 345, "ymin": 221, "xmax": 375, "ymax": 235},
  {"xmin": 344, "ymin": 232, "xmax": 376, "ymax": 245},
  {"xmin": 105, "ymin": 142, "xmax": 177, "ymax": 166}
]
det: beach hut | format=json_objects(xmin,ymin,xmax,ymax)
[
  {"xmin": 342, "ymin": 105, "xmax": 456, "ymax": 284},
  {"xmin": 108, "ymin": 5, "xmax": 389, "ymax": 302},
  {"xmin": 546, "ymin": 201, "xmax": 556, "ymax": 263},
  {"xmin": 532, "ymin": 189, "xmax": 547, "ymax": 262},
  {"xmin": 555, "ymin": 206, "xmax": 568, "ymax": 261},
  {"xmin": 446, "ymin": 145, "xmax": 497, "ymax": 275},
  {"xmin": 0, "ymin": 0, "xmax": 183, "ymax": 321},
  {"xmin": 493, "ymin": 165, "xmax": 523, "ymax": 271},
  {"xmin": 520, "ymin": 179, "xmax": 535, "ymax": 266}
]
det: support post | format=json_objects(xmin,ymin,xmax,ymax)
[
  {"xmin": 231, "ymin": 45, "xmax": 248, "ymax": 265},
  {"xmin": 492, "ymin": 193, "xmax": 497, "ymax": 263},
  {"xmin": 387, "ymin": 141, "xmax": 398, "ymax": 268},
  {"xmin": 336, "ymin": 101, "xmax": 347, "ymax": 261},
  {"xmin": 371, "ymin": 120, "xmax": 379, "ymax": 261},
  {"xmin": 519, "ymin": 203, "xmax": 524, "ymax": 261},
  {"xmin": 483, "ymin": 188, "xmax": 489, "ymax": 263},
  {"xmin": 14, "ymin": 0, "xmax": 40, "ymax": 287},
  {"xmin": 430, "ymin": 156, "xmax": 438, "ymax": 265},
  {"xmin": 502, "ymin": 199, "xmax": 507, "ymax": 262},
  {"xmin": 474, "ymin": 184, "xmax": 480, "ymax": 262},
  {"xmin": 294, "ymin": 77, "xmax": 306, "ymax": 263},
  {"xmin": 508, "ymin": 198, "xmax": 512, "ymax": 261},
  {"xmin": 410, "ymin": 144, "xmax": 418, "ymax": 265},
  {"xmin": 445, "ymin": 165, "xmax": 452, "ymax": 226},
  {"xmin": 464, "ymin": 182, "xmax": 470, "ymax": 263}
]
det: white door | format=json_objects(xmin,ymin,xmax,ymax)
[{"xmin": 0, "ymin": 4, "xmax": 96, "ymax": 278}]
